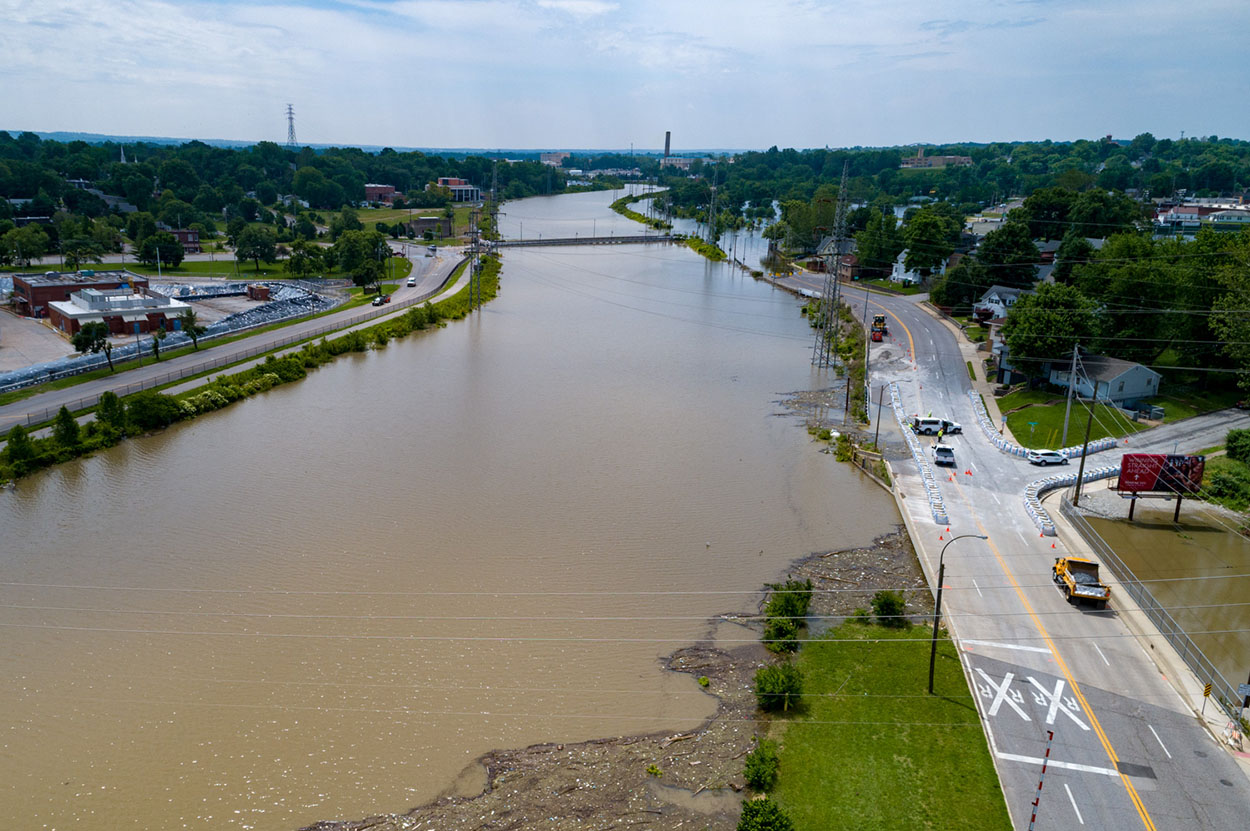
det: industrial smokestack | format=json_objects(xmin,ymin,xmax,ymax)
[{"xmin": 664, "ymin": 131, "xmax": 671, "ymax": 158}]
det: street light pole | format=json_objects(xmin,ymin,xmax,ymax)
[{"xmin": 929, "ymin": 533, "xmax": 988, "ymax": 694}]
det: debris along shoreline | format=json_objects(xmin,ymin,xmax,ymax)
[{"xmin": 300, "ymin": 529, "xmax": 925, "ymax": 831}]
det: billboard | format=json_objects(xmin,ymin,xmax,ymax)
[{"xmin": 1117, "ymin": 453, "xmax": 1205, "ymax": 494}]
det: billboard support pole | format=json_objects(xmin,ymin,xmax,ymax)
[
  {"xmin": 1174, "ymin": 493, "xmax": 1182, "ymax": 523},
  {"xmin": 1072, "ymin": 396, "xmax": 1097, "ymax": 507},
  {"xmin": 1128, "ymin": 497, "xmax": 1136, "ymax": 521}
]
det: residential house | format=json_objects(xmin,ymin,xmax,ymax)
[
  {"xmin": 973, "ymin": 285, "xmax": 1029, "ymax": 322},
  {"xmin": 1049, "ymin": 354, "xmax": 1162, "ymax": 408},
  {"xmin": 889, "ymin": 249, "xmax": 947, "ymax": 286}
]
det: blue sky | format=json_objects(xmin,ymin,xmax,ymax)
[{"xmin": 1, "ymin": 0, "xmax": 1247, "ymax": 150}]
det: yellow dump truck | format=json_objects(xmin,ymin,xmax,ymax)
[{"xmin": 1052, "ymin": 557, "xmax": 1110, "ymax": 609}]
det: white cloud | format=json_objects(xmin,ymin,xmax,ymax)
[{"xmin": 536, "ymin": 0, "xmax": 617, "ymax": 17}]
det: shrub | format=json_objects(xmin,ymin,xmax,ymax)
[
  {"xmin": 743, "ymin": 739, "xmax": 779, "ymax": 792},
  {"xmin": 1227, "ymin": 429, "xmax": 1250, "ymax": 466},
  {"xmin": 763, "ymin": 616, "xmax": 800, "ymax": 653},
  {"xmin": 737, "ymin": 797, "xmax": 795, "ymax": 831},
  {"xmin": 871, "ymin": 589, "xmax": 908, "ymax": 627},
  {"xmin": 126, "ymin": 391, "xmax": 184, "ymax": 431},
  {"xmin": 5, "ymin": 424, "xmax": 35, "ymax": 467},
  {"xmin": 852, "ymin": 607, "xmax": 871, "ymax": 623},
  {"xmin": 765, "ymin": 579, "xmax": 813, "ymax": 619},
  {"xmin": 697, "ymin": 676, "xmax": 710, "ymax": 687},
  {"xmin": 646, "ymin": 764, "xmax": 662, "ymax": 777},
  {"xmin": 754, "ymin": 663, "xmax": 803, "ymax": 713}
]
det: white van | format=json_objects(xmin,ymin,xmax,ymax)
[{"xmin": 406, "ymin": 277, "xmax": 417, "ymax": 287}]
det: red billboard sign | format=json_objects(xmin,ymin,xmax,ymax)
[{"xmin": 1117, "ymin": 453, "xmax": 1205, "ymax": 494}]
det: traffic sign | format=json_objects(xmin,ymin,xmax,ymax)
[{"xmin": 1203, "ymin": 683, "xmax": 1212, "ymax": 698}]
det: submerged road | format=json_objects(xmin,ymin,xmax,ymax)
[
  {"xmin": 777, "ymin": 270, "xmax": 1250, "ymax": 830},
  {"xmin": 0, "ymin": 246, "xmax": 465, "ymax": 432}
]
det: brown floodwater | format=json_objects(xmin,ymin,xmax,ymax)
[
  {"xmin": 0, "ymin": 189, "xmax": 897, "ymax": 830},
  {"xmin": 1087, "ymin": 501, "xmax": 1250, "ymax": 690}
]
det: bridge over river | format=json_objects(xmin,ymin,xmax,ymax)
[{"xmin": 495, "ymin": 234, "xmax": 675, "ymax": 248}]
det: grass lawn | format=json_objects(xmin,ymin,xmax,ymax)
[
  {"xmin": 771, "ymin": 622, "xmax": 1010, "ymax": 831},
  {"xmin": 1201, "ymin": 456, "xmax": 1250, "ymax": 512},
  {"xmin": 1006, "ymin": 400, "xmax": 1148, "ymax": 449},
  {"xmin": 860, "ymin": 278, "xmax": 927, "ymax": 295}
]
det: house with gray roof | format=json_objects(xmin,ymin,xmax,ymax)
[{"xmin": 1049, "ymin": 353, "xmax": 1162, "ymax": 408}]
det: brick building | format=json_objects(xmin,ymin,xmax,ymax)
[
  {"xmin": 12, "ymin": 270, "xmax": 150, "ymax": 318},
  {"xmin": 364, "ymin": 184, "xmax": 398, "ymax": 204},
  {"xmin": 47, "ymin": 287, "xmax": 192, "ymax": 336}
]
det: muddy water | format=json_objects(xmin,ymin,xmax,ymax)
[
  {"xmin": 1088, "ymin": 502, "xmax": 1250, "ymax": 688},
  {"xmin": 0, "ymin": 188, "xmax": 897, "ymax": 830}
]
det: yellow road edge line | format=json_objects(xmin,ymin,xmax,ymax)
[{"xmin": 946, "ymin": 478, "xmax": 1157, "ymax": 831}]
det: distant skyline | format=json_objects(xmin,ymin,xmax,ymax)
[{"xmin": 3, "ymin": 0, "xmax": 1247, "ymax": 151}]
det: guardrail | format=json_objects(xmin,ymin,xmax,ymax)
[
  {"xmin": 967, "ymin": 389, "xmax": 1118, "ymax": 459},
  {"xmin": 1025, "ymin": 464, "xmax": 1119, "ymax": 536},
  {"xmin": 6, "ymin": 259, "xmax": 466, "ymax": 428},
  {"xmin": 889, "ymin": 381, "xmax": 948, "ymax": 525},
  {"xmin": 1060, "ymin": 497, "xmax": 1240, "ymax": 722}
]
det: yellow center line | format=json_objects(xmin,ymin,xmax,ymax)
[
  {"xmin": 944, "ymin": 477, "xmax": 1157, "ymax": 831},
  {"xmin": 862, "ymin": 292, "xmax": 916, "ymax": 360}
]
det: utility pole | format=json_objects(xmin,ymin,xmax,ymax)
[
  {"xmin": 873, "ymin": 385, "xmax": 886, "ymax": 448},
  {"xmin": 469, "ymin": 208, "xmax": 481, "ymax": 310},
  {"xmin": 812, "ymin": 162, "xmax": 850, "ymax": 368},
  {"xmin": 1061, "ymin": 344, "xmax": 1078, "ymax": 447}
]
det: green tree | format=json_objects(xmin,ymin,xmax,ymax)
[
  {"xmin": 3, "ymin": 224, "xmax": 50, "ymax": 265},
  {"xmin": 138, "ymin": 231, "xmax": 185, "ymax": 268},
  {"xmin": 754, "ymin": 663, "xmax": 803, "ymax": 712},
  {"xmin": 285, "ymin": 238, "xmax": 324, "ymax": 278},
  {"xmin": 52, "ymin": 405, "xmax": 80, "ymax": 449},
  {"xmin": 329, "ymin": 205, "xmax": 363, "ymax": 240},
  {"xmin": 97, "ymin": 391, "xmax": 127, "ymax": 431},
  {"xmin": 177, "ymin": 308, "xmax": 206, "ymax": 350},
  {"xmin": 71, "ymin": 321, "xmax": 115, "ymax": 371},
  {"xmin": 929, "ymin": 258, "xmax": 994, "ymax": 315},
  {"xmin": 737, "ymin": 797, "xmax": 795, "ymax": 831},
  {"xmin": 1052, "ymin": 230, "xmax": 1094, "ymax": 284},
  {"xmin": 61, "ymin": 236, "xmax": 105, "ymax": 271},
  {"xmin": 4, "ymin": 424, "xmax": 35, "ymax": 469},
  {"xmin": 1068, "ymin": 189, "xmax": 1140, "ymax": 238},
  {"xmin": 150, "ymin": 327, "xmax": 167, "ymax": 361},
  {"xmin": 1021, "ymin": 186, "xmax": 1076, "ymax": 240},
  {"xmin": 234, "ymin": 224, "xmax": 277, "ymax": 273},
  {"xmin": 976, "ymin": 221, "xmax": 1039, "ymax": 288},
  {"xmin": 126, "ymin": 212, "xmax": 157, "ymax": 245},
  {"xmin": 902, "ymin": 209, "xmax": 955, "ymax": 277},
  {"xmin": 1001, "ymin": 283, "xmax": 1099, "ymax": 376},
  {"xmin": 853, "ymin": 209, "xmax": 904, "ymax": 277}
]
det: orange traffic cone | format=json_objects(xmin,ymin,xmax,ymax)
[
  {"xmin": 939, "ymin": 535, "xmax": 945, "ymax": 541},
  {"xmin": 1050, "ymin": 543, "xmax": 1056, "ymax": 549}
]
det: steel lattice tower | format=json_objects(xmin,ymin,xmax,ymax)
[
  {"xmin": 812, "ymin": 162, "xmax": 850, "ymax": 367},
  {"xmin": 286, "ymin": 104, "xmax": 297, "ymax": 149}
]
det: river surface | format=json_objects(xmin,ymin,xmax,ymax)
[{"xmin": 0, "ymin": 188, "xmax": 897, "ymax": 830}]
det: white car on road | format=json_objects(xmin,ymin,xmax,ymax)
[{"xmin": 1027, "ymin": 449, "xmax": 1069, "ymax": 466}]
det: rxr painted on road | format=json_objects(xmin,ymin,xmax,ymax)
[{"xmin": 975, "ymin": 668, "xmax": 1089, "ymax": 730}]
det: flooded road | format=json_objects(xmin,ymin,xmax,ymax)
[{"xmin": 0, "ymin": 188, "xmax": 898, "ymax": 829}]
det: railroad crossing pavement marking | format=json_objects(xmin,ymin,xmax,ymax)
[
  {"xmin": 1026, "ymin": 676, "xmax": 1090, "ymax": 730},
  {"xmin": 974, "ymin": 668, "xmax": 1031, "ymax": 721}
]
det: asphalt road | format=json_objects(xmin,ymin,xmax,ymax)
[
  {"xmin": 778, "ymin": 271, "xmax": 1250, "ymax": 830},
  {"xmin": 0, "ymin": 246, "xmax": 465, "ymax": 432}
]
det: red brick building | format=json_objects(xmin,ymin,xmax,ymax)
[
  {"xmin": 364, "ymin": 184, "xmax": 398, "ymax": 204},
  {"xmin": 12, "ymin": 270, "xmax": 150, "ymax": 318},
  {"xmin": 170, "ymin": 228, "xmax": 201, "ymax": 253},
  {"xmin": 47, "ymin": 287, "xmax": 191, "ymax": 336}
]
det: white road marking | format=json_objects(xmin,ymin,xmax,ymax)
[
  {"xmin": 1148, "ymin": 724, "xmax": 1172, "ymax": 759},
  {"xmin": 1064, "ymin": 783, "xmax": 1085, "ymax": 825},
  {"xmin": 964, "ymin": 639, "xmax": 1052, "ymax": 654},
  {"xmin": 972, "ymin": 579, "xmax": 983, "ymax": 597},
  {"xmin": 1026, "ymin": 676, "xmax": 1090, "ymax": 730},
  {"xmin": 996, "ymin": 752, "xmax": 1119, "ymax": 777},
  {"xmin": 975, "ymin": 669, "xmax": 1031, "ymax": 721},
  {"xmin": 1093, "ymin": 643, "xmax": 1110, "ymax": 667},
  {"xmin": 990, "ymin": 493, "xmax": 1001, "ymax": 504}
]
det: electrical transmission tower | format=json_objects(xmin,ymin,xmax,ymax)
[
  {"xmin": 811, "ymin": 162, "xmax": 850, "ymax": 368},
  {"xmin": 470, "ymin": 207, "xmax": 481, "ymax": 309},
  {"xmin": 706, "ymin": 164, "xmax": 718, "ymax": 246},
  {"xmin": 286, "ymin": 104, "xmax": 297, "ymax": 149}
]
